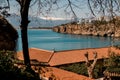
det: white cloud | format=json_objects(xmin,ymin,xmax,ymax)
[{"xmin": 39, "ymin": 16, "xmax": 72, "ymax": 20}]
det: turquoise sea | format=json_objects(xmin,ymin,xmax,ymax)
[{"xmin": 18, "ymin": 29, "xmax": 120, "ymax": 51}]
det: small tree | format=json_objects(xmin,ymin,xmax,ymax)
[{"xmin": 84, "ymin": 51, "xmax": 98, "ymax": 78}]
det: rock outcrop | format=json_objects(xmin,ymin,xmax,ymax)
[
  {"xmin": 0, "ymin": 15, "xmax": 18, "ymax": 51},
  {"xmin": 53, "ymin": 22, "xmax": 120, "ymax": 37}
]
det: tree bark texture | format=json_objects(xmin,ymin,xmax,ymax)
[{"xmin": 17, "ymin": 0, "xmax": 31, "ymax": 68}]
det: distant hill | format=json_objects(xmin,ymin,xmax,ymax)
[{"xmin": 6, "ymin": 13, "xmax": 72, "ymax": 28}]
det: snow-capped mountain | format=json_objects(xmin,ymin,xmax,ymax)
[{"xmin": 6, "ymin": 14, "xmax": 72, "ymax": 28}]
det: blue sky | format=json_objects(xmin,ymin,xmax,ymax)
[{"xmin": 8, "ymin": 0, "xmax": 93, "ymax": 20}]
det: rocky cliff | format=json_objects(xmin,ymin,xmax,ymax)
[{"xmin": 53, "ymin": 22, "xmax": 120, "ymax": 37}]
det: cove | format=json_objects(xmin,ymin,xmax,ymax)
[{"xmin": 17, "ymin": 29, "xmax": 120, "ymax": 51}]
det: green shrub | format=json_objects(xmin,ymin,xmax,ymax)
[
  {"xmin": 58, "ymin": 63, "xmax": 88, "ymax": 76},
  {"xmin": 105, "ymin": 52, "xmax": 120, "ymax": 73},
  {"xmin": 58, "ymin": 62, "xmax": 105, "ymax": 79},
  {"xmin": 0, "ymin": 50, "xmax": 40, "ymax": 80}
]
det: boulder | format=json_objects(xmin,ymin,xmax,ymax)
[
  {"xmin": 73, "ymin": 30, "xmax": 81, "ymax": 34},
  {"xmin": 115, "ymin": 31, "xmax": 120, "ymax": 37},
  {"xmin": 53, "ymin": 27, "xmax": 60, "ymax": 32}
]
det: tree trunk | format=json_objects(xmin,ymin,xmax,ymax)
[
  {"xmin": 18, "ymin": 0, "xmax": 31, "ymax": 68},
  {"xmin": 87, "ymin": 67, "xmax": 94, "ymax": 78},
  {"xmin": 84, "ymin": 52, "xmax": 97, "ymax": 79},
  {"xmin": 21, "ymin": 27, "xmax": 31, "ymax": 68}
]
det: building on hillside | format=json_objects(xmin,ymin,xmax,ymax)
[{"xmin": 77, "ymin": 18, "xmax": 92, "ymax": 24}]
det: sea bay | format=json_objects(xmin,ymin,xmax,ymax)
[{"xmin": 18, "ymin": 29, "xmax": 120, "ymax": 51}]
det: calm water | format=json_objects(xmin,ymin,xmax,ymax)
[{"xmin": 18, "ymin": 29, "xmax": 120, "ymax": 51}]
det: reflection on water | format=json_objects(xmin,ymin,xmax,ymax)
[{"xmin": 17, "ymin": 29, "xmax": 120, "ymax": 51}]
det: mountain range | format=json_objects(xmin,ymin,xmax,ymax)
[{"xmin": 6, "ymin": 14, "xmax": 72, "ymax": 28}]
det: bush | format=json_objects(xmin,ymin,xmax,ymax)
[
  {"xmin": 58, "ymin": 62, "xmax": 105, "ymax": 78},
  {"xmin": 0, "ymin": 50, "xmax": 40, "ymax": 80},
  {"xmin": 58, "ymin": 63, "xmax": 88, "ymax": 76},
  {"xmin": 105, "ymin": 52, "xmax": 120, "ymax": 73}
]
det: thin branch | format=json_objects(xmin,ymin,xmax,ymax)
[
  {"xmin": 91, "ymin": 51, "xmax": 97, "ymax": 69},
  {"xmin": 71, "ymin": 3, "xmax": 82, "ymax": 9},
  {"xmin": 16, "ymin": 0, "xmax": 22, "ymax": 6},
  {"xmin": 87, "ymin": 0, "xmax": 96, "ymax": 17},
  {"xmin": 30, "ymin": 0, "xmax": 38, "ymax": 7},
  {"xmin": 6, "ymin": 0, "xmax": 10, "ymax": 9},
  {"xmin": 84, "ymin": 52, "xmax": 89, "ymax": 63},
  {"xmin": 67, "ymin": 0, "xmax": 77, "ymax": 19}
]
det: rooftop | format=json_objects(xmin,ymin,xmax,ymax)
[
  {"xmin": 17, "ymin": 48, "xmax": 54, "ymax": 63},
  {"xmin": 17, "ymin": 47, "xmax": 120, "ymax": 66},
  {"xmin": 40, "ymin": 67, "xmax": 93, "ymax": 80},
  {"xmin": 17, "ymin": 47, "xmax": 120, "ymax": 80}
]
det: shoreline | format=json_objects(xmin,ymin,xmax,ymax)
[
  {"xmin": 16, "ymin": 27, "xmax": 53, "ymax": 30},
  {"xmin": 55, "ymin": 46, "xmax": 111, "ymax": 52},
  {"xmin": 29, "ymin": 27, "xmax": 53, "ymax": 29}
]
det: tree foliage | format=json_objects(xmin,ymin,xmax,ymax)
[{"xmin": 105, "ymin": 52, "xmax": 120, "ymax": 73}]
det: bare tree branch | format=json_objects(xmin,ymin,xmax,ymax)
[
  {"xmin": 88, "ymin": 0, "xmax": 120, "ymax": 17},
  {"xmin": 84, "ymin": 52, "xmax": 89, "ymax": 61},
  {"xmin": 67, "ymin": 0, "xmax": 77, "ymax": 21},
  {"xmin": 91, "ymin": 51, "xmax": 97, "ymax": 69},
  {"xmin": 87, "ymin": 0, "xmax": 96, "ymax": 17},
  {"xmin": 84, "ymin": 51, "xmax": 98, "ymax": 78},
  {"xmin": 30, "ymin": 0, "xmax": 38, "ymax": 7},
  {"xmin": 6, "ymin": 0, "xmax": 10, "ymax": 9}
]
